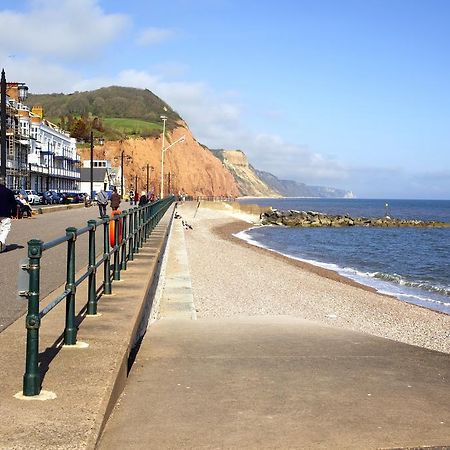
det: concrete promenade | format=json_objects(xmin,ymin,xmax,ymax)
[
  {"xmin": 98, "ymin": 208, "xmax": 450, "ymax": 449},
  {"xmin": 1, "ymin": 202, "xmax": 450, "ymax": 449},
  {"xmin": 0, "ymin": 204, "xmax": 174, "ymax": 450}
]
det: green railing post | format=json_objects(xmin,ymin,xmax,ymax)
[
  {"xmin": 23, "ymin": 239, "xmax": 43, "ymax": 396},
  {"xmin": 103, "ymin": 216, "xmax": 112, "ymax": 295},
  {"xmin": 149, "ymin": 203, "xmax": 154, "ymax": 233},
  {"xmin": 151, "ymin": 203, "xmax": 156, "ymax": 231},
  {"xmin": 121, "ymin": 211, "xmax": 128, "ymax": 270},
  {"xmin": 145, "ymin": 204, "xmax": 150, "ymax": 240},
  {"xmin": 134, "ymin": 207, "xmax": 140, "ymax": 254},
  {"xmin": 113, "ymin": 214, "xmax": 120, "ymax": 280},
  {"xmin": 128, "ymin": 208, "xmax": 134, "ymax": 261},
  {"xmin": 148, "ymin": 203, "xmax": 153, "ymax": 234},
  {"xmin": 142, "ymin": 205, "xmax": 147, "ymax": 242},
  {"xmin": 139, "ymin": 208, "xmax": 144, "ymax": 248},
  {"xmin": 87, "ymin": 219, "xmax": 97, "ymax": 315},
  {"xmin": 64, "ymin": 227, "xmax": 77, "ymax": 345}
]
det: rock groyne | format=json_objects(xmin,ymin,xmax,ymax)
[{"xmin": 261, "ymin": 210, "xmax": 450, "ymax": 228}]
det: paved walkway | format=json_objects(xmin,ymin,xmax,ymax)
[
  {"xmin": 98, "ymin": 217, "xmax": 450, "ymax": 449},
  {"xmin": 0, "ymin": 205, "xmax": 173, "ymax": 450},
  {"xmin": 0, "ymin": 202, "xmax": 133, "ymax": 331}
]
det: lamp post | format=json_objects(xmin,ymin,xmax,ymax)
[
  {"xmin": 160, "ymin": 115, "xmax": 185, "ymax": 198},
  {"xmin": 1, "ymin": 69, "xmax": 7, "ymax": 180},
  {"xmin": 160, "ymin": 115, "xmax": 167, "ymax": 199},
  {"xmin": 113, "ymin": 149, "xmax": 132, "ymax": 198},
  {"xmin": 143, "ymin": 163, "xmax": 153, "ymax": 193},
  {"xmin": 90, "ymin": 131, "xmax": 94, "ymax": 200}
]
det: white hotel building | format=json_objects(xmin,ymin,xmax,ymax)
[
  {"xmin": 3, "ymin": 83, "xmax": 80, "ymax": 192},
  {"xmin": 28, "ymin": 114, "xmax": 80, "ymax": 192}
]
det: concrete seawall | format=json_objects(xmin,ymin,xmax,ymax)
[{"xmin": 0, "ymin": 205, "xmax": 175, "ymax": 450}]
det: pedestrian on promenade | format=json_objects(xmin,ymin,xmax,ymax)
[
  {"xmin": 138, "ymin": 190, "xmax": 148, "ymax": 207},
  {"xmin": 97, "ymin": 189, "xmax": 109, "ymax": 218},
  {"xmin": 0, "ymin": 177, "xmax": 18, "ymax": 253},
  {"xmin": 129, "ymin": 190, "xmax": 134, "ymax": 206},
  {"xmin": 134, "ymin": 190, "xmax": 139, "ymax": 205},
  {"xmin": 110, "ymin": 187, "xmax": 121, "ymax": 211}
]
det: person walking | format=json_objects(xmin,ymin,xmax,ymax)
[
  {"xmin": 0, "ymin": 177, "xmax": 18, "ymax": 253},
  {"xmin": 97, "ymin": 188, "xmax": 109, "ymax": 218},
  {"xmin": 138, "ymin": 190, "xmax": 148, "ymax": 207},
  {"xmin": 110, "ymin": 186, "xmax": 121, "ymax": 211},
  {"xmin": 129, "ymin": 190, "xmax": 134, "ymax": 206}
]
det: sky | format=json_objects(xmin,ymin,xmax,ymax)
[{"xmin": 1, "ymin": 0, "xmax": 450, "ymax": 199}]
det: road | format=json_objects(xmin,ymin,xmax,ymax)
[{"xmin": 0, "ymin": 203, "xmax": 131, "ymax": 332}]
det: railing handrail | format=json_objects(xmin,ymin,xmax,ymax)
[{"xmin": 20, "ymin": 196, "xmax": 175, "ymax": 396}]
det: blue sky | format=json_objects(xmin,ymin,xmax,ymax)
[{"xmin": 1, "ymin": 0, "xmax": 450, "ymax": 198}]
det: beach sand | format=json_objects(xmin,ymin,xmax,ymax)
[{"xmin": 179, "ymin": 201, "xmax": 450, "ymax": 354}]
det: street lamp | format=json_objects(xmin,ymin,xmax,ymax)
[
  {"xmin": 1, "ymin": 69, "xmax": 7, "ymax": 180},
  {"xmin": 160, "ymin": 115, "xmax": 185, "ymax": 198},
  {"xmin": 90, "ymin": 131, "xmax": 94, "ymax": 200},
  {"xmin": 142, "ymin": 163, "xmax": 153, "ymax": 193},
  {"xmin": 113, "ymin": 149, "xmax": 132, "ymax": 198}
]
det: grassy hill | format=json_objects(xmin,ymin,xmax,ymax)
[{"xmin": 25, "ymin": 86, "xmax": 182, "ymax": 141}]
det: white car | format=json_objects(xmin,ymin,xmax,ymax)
[{"xmin": 25, "ymin": 190, "xmax": 41, "ymax": 204}]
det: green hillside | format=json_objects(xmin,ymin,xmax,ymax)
[{"xmin": 25, "ymin": 86, "xmax": 182, "ymax": 141}]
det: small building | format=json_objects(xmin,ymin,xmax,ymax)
[{"xmin": 79, "ymin": 160, "xmax": 123, "ymax": 195}]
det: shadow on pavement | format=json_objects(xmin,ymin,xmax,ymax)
[{"xmin": 3, "ymin": 244, "xmax": 24, "ymax": 253}]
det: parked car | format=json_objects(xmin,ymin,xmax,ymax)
[
  {"xmin": 60, "ymin": 192, "xmax": 74, "ymax": 204},
  {"xmin": 53, "ymin": 192, "xmax": 64, "ymax": 204},
  {"xmin": 42, "ymin": 191, "xmax": 62, "ymax": 204},
  {"xmin": 37, "ymin": 192, "xmax": 46, "ymax": 204},
  {"xmin": 60, "ymin": 192, "xmax": 81, "ymax": 204},
  {"xmin": 25, "ymin": 190, "xmax": 41, "ymax": 205}
]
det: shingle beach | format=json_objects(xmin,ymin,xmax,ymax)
[{"xmin": 180, "ymin": 201, "xmax": 450, "ymax": 354}]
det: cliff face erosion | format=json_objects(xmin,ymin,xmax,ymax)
[
  {"xmin": 78, "ymin": 123, "xmax": 240, "ymax": 197},
  {"xmin": 30, "ymin": 86, "xmax": 353, "ymax": 198}
]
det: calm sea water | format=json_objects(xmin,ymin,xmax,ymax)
[{"xmin": 237, "ymin": 198, "xmax": 450, "ymax": 314}]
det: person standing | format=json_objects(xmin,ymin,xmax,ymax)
[
  {"xmin": 129, "ymin": 190, "xmax": 134, "ymax": 206},
  {"xmin": 97, "ymin": 188, "xmax": 109, "ymax": 218},
  {"xmin": 110, "ymin": 186, "xmax": 121, "ymax": 211},
  {"xmin": 0, "ymin": 177, "xmax": 18, "ymax": 253},
  {"xmin": 138, "ymin": 190, "xmax": 148, "ymax": 207}
]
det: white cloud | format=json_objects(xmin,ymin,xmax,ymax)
[
  {"xmin": 0, "ymin": 2, "xmax": 353, "ymax": 190},
  {"xmin": 240, "ymin": 133, "xmax": 349, "ymax": 185},
  {"xmin": 1, "ymin": 54, "xmax": 81, "ymax": 93},
  {"xmin": 0, "ymin": 0, "xmax": 129, "ymax": 59},
  {"xmin": 67, "ymin": 68, "xmax": 351, "ymax": 187},
  {"xmin": 136, "ymin": 27, "xmax": 176, "ymax": 45}
]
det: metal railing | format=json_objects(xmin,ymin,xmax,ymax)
[{"xmin": 19, "ymin": 196, "xmax": 174, "ymax": 396}]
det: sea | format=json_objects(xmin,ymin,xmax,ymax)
[{"xmin": 236, "ymin": 198, "xmax": 450, "ymax": 315}]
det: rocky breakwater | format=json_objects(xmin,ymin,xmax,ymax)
[{"xmin": 261, "ymin": 210, "xmax": 450, "ymax": 228}]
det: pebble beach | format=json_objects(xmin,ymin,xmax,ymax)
[{"xmin": 180, "ymin": 202, "xmax": 450, "ymax": 354}]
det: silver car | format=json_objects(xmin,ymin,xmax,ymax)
[{"xmin": 25, "ymin": 190, "xmax": 41, "ymax": 204}]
